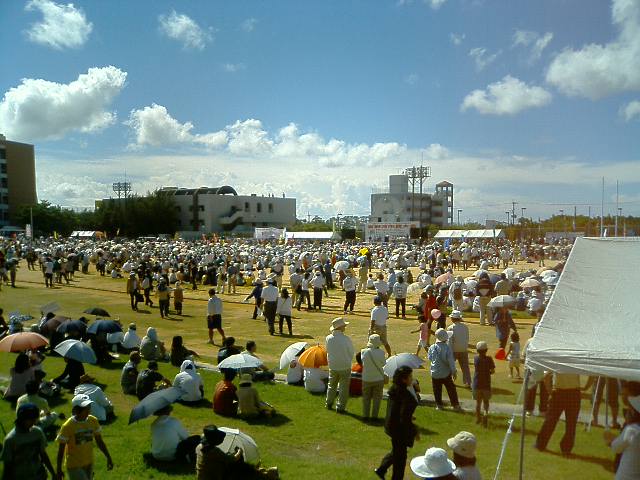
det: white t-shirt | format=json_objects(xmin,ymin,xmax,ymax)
[
  {"xmin": 261, "ymin": 285, "xmax": 279, "ymax": 302},
  {"xmin": 304, "ymin": 368, "xmax": 328, "ymax": 393},
  {"xmin": 612, "ymin": 423, "xmax": 640, "ymax": 480},
  {"xmin": 373, "ymin": 280, "xmax": 389, "ymax": 295},
  {"xmin": 343, "ymin": 276, "xmax": 358, "ymax": 292},
  {"xmin": 287, "ymin": 359, "xmax": 303, "ymax": 384},
  {"xmin": 370, "ymin": 305, "xmax": 389, "ymax": 327},
  {"xmin": 173, "ymin": 372, "xmax": 203, "ymax": 402},
  {"xmin": 276, "ymin": 297, "xmax": 292, "ymax": 316},
  {"xmin": 151, "ymin": 415, "xmax": 189, "ymax": 461}
]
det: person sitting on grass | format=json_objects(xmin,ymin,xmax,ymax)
[
  {"xmin": 237, "ymin": 374, "xmax": 275, "ymax": 418},
  {"xmin": 140, "ymin": 327, "xmax": 168, "ymax": 361},
  {"xmin": 151, "ymin": 405, "xmax": 201, "ymax": 463},
  {"xmin": 121, "ymin": 323, "xmax": 141, "ymax": 352},
  {"xmin": 213, "ymin": 369, "xmax": 238, "ymax": 417},
  {"xmin": 74, "ymin": 375, "xmax": 114, "ymax": 423},
  {"xmin": 410, "ymin": 447, "xmax": 457, "ymax": 479},
  {"xmin": 136, "ymin": 361, "xmax": 171, "ymax": 400},
  {"xmin": 217, "ymin": 337, "xmax": 243, "ymax": 365},
  {"xmin": 244, "ymin": 341, "xmax": 275, "ymax": 382},
  {"xmin": 173, "ymin": 360, "xmax": 204, "ymax": 405},
  {"xmin": 472, "ymin": 341, "xmax": 495, "ymax": 428},
  {"xmin": 170, "ymin": 335, "xmax": 200, "ymax": 367},
  {"xmin": 56, "ymin": 394, "xmax": 114, "ymax": 480},
  {"xmin": 195, "ymin": 425, "xmax": 280, "ymax": 480},
  {"xmin": 16, "ymin": 380, "xmax": 64, "ymax": 432},
  {"xmin": 3, "ymin": 352, "xmax": 38, "ymax": 401},
  {"xmin": 1, "ymin": 403, "xmax": 56, "ymax": 480},
  {"xmin": 447, "ymin": 431, "xmax": 481, "ymax": 480},
  {"xmin": 52, "ymin": 356, "xmax": 85, "ymax": 391},
  {"xmin": 121, "ymin": 351, "xmax": 142, "ymax": 395}
]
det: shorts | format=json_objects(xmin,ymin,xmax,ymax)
[
  {"xmin": 472, "ymin": 388, "xmax": 491, "ymax": 402},
  {"xmin": 207, "ymin": 314, "xmax": 222, "ymax": 329},
  {"xmin": 509, "ymin": 357, "xmax": 520, "ymax": 368},
  {"xmin": 372, "ymin": 325, "xmax": 388, "ymax": 345}
]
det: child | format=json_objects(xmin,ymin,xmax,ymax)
[
  {"xmin": 472, "ymin": 341, "xmax": 495, "ymax": 427},
  {"xmin": 411, "ymin": 316, "xmax": 431, "ymax": 357},
  {"xmin": 173, "ymin": 281, "xmax": 184, "ymax": 315},
  {"xmin": 506, "ymin": 331, "xmax": 521, "ymax": 379}
]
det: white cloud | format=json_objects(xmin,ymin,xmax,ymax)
[
  {"xmin": 469, "ymin": 47, "xmax": 500, "ymax": 71},
  {"xmin": 159, "ymin": 10, "xmax": 212, "ymax": 50},
  {"xmin": 25, "ymin": 0, "xmax": 92, "ymax": 49},
  {"xmin": 222, "ymin": 63, "xmax": 246, "ymax": 73},
  {"xmin": 426, "ymin": 0, "xmax": 447, "ymax": 9},
  {"xmin": 423, "ymin": 143, "xmax": 450, "ymax": 159},
  {"xmin": 404, "ymin": 73, "xmax": 419, "ymax": 85},
  {"xmin": 241, "ymin": 18, "xmax": 258, "ymax": 32},
  {"xmin": 620, "ymin": 100, "xmax": 640, "ymax": 121},
  {"xmin": 450, "ymin": 33, "xmax": 465, "ymax": 46},
  {"xmin": 513, "ymin": 30, "xmax": 553, "ymax": 63},
  {"xmin": 461, "ymin": 75, "xmax": 552, "ymax": 115},
  {"xmin": 546, "ymin": 0, "xmax": 640, "ymax": 99},
  {"xmin": 0, "ymin": 66, "xmax": 126, "ymax": 142}
]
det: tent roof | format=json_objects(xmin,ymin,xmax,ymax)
[
  {"xmin": 526, "ymin": 237, "xmax": 640, "ymax": 381},
  {"xmin": 285, "ymin": 231, "xmax": 339, "ymax": 240},
  {"xmin": 434, "ymin": 229, "xmax": 504, "ymax": 239}
]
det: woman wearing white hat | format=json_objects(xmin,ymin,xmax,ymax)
[
  {"xmin": 447, "ymin": 431, "xmax": 481, "ymax": 479},
  {"xmin": 605, "ymin": 394, "xmax": 640, "ymax": 480},
  {"xmin": 410, "ymin": 447, "xmax": 456, "ymax": 479}
]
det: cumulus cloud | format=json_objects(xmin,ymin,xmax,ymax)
[
  {"xmin": 469, "ymin": 47, "xmax": 500, "ymax": 71},
  {"xmin": 461, "ymin": 75, "xmax": 552, "ymax": 115},
  {"xmin": 423, "ymin": 143, "xmax": 450, "ymax": 159},
  {"xmin": 513, "ymin": 30, "xmax": 553, "ymax": 63},
  {"xmin": 0, "ymin": 66, "xmax": 126, "ymax": 142},
  {"xmin": 450, "ymin": 33, "xmax": 465, "ymax": 46},
  {"xmin": 241, "ymin": 18, "xmax": 258, "ymax": 32},
  {"xmin": 426, "ymin": 0, "xmax": 447, "ymax": 9},
  {"xmin": 159, "ymin": 10, "xmax": 212, "ymax": 50},
  {"xmin": 25, "ymin": 0, "xmax": 92, "ymax": 49},
  {"xmin": 620, "ymin": 100, "xmax": 640, "ymax": 121},
  {"xmin": 222, "ymin": 63, "xmax": 246, "ymax": 73},
  {"xmin": 546, "ymin": 0, "xmax": 640, "ymax": 99}
]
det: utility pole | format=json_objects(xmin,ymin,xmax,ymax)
[
  {"xmin": 573, "ymin": 206, "xmax": 577, "ymax": 231},
  {"xmin": 615, "ymin": 180, "xmax": 619, "ymax": 236},
  {"xmin": 511, "ymin": 201, "xmax": 518, "ymax": 226}
]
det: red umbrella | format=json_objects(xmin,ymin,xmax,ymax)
[
  {"xmin": 298, "ymin": 345, "xmax": 328, "ymax": 368},
  {"xmin": 0, "ymin": 332, "xmax": 49, "ymax": 352}
]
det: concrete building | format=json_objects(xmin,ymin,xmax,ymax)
[
  {"xmin": 368, "ymin": 173, "xmax": 451, "ymax": 237},
  {"xmin": 159, "ymin": 186, "xmax": 296, "ymax": 235},
  {"xmin": 0, "ymin": 136, "xmax": 38, "ymax": 227}
]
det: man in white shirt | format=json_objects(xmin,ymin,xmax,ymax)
[
  {"xmin": 206, "ymin": 289, "xmax": 225, "ymax": 345},
  {"xmin": 311, "ymin": 271, "xmax": 326, "ymax": 311},
  {"xmin": 289, "ymin": 268, "xmax": 303, "ymax": 307},
  {"xmin": 446, "ymin": 310, "xmax": 471, "ymax": 387},
  {"xmin": 151, "ymin": 405, "xmax": 200, "ymax": 462},
  {"xmin": 172, "ymin": 360, "xmax": 204, "ymax": 404},
  {"xmin": 342, "ymin": 271, "xmax": 358, "ymax": 314},
  {"xmin": 325, "ymin": 317, "xmax": 354, "ymax": 413},
  {"xmin": 261, "ymin": 279, "xmax": 279, "ymax": 335},
  {"xmin": 44, "ymin": 258, "xmax": 54, "ymax": 288},
  {"xmin": 373, "ymin": 273, "xmax": 389, "ymax": 307},
  {"xmin": 369, "ymin": 297, "xmax": 392, "ymax": 356}
]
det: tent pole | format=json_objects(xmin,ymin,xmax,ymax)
[
  {"xmin": 604, "ymin": 378, "xmax": 609, "ymax": 429},
  {"xmin": 586, "ymin": 377, "xmax": 601, "ymax": 431},
  {"xmin": 518, "ymin": 369, "xmax": 530, "ymax": 480}
]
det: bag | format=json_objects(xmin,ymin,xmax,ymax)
[
  {"xmin": 135, "ymin": 292, "xmax": 144, "ymax": 302},
  {"xmin": 452, "ymin": 283, "xmax": 463, "ymax": 300}
]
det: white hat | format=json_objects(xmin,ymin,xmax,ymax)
[
  {"xmin": 367, "ymin": 334, "xmax": 382, "ymax": 349},
  {"xmin": 629, "ymin": 395, "xmax": 640, "ymax": 414},
  {"xmin": 435, "ymin": 328, "xmax": 448, "ymax": 342},
  {"xmin": 410, "ymin": 447, "xmax": 456, "ymax": 478},
  {"xmin": 450, "ymin": 310, "xmax": 462, "ymax": 320},
  {"xmin": 71, "ymin": 394, "xmax": 93, "ymax": 408},
  {"xmin": 330, "ymin": 317, "xmax": 349, "ymax": 331},
  {"xmin": 447, "ymin": 431, "xmax": 477, "ymax": 458},
  {"xmin": 476, "ymin": 341, "xmax": 488, "ymax": 351}
]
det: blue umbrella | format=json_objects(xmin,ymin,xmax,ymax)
[
  {"xmin": 128, "ymin": 387, "xmax": 182, "ymax": 424},
  {"xmin": 57, "ymin": 320, "xmax": 87, "ymax": 334},
  {"xmin": 87, "ymin": 320, "xmax": 122, "ymax": 335},
  {"xmin": 54, "ymin": 339, "xmax": 97, "ymax": 364}
]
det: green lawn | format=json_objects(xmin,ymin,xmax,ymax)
[{"xmin": 0, "ymin": 264, "xmax": 615, "ymax": 479}]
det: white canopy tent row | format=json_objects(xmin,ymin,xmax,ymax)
[
  {"xmin": 434, "ymin": 229, "xmax": 505, "ymax": 240},
  {"xmin": 491, "ymin": 237, "xmax": 640, "ymax": 480}
]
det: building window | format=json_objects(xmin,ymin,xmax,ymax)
[
  {"xmin": 0, "ymin": 178, "xmax": 6, "ymax": 188},
  {"xmin": 378, "ymin": 217, "xmax": 382, "ymax": 222},
  {"xmin": 245, "ymin": 202, "xmax": 250, "ymax": 212},
  {"xmin": 268, "ymin": 203, "xmax": 273, "ymax": 213},
  {"xmin": 199, "ymin": 205, "xmax": 204, "ymax": 212},
  {"xmin": 0, "ymin": 164, "xmax": 6, "ymax": 174},
  {"xmin": 257, "ymin": 203, "xmax": 262, "ymax": 213},
  {"xmin": 0, "ymin": 149, "xmax": 5, "ymax": 160}
]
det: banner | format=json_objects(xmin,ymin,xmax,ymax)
[{"xmin": 364, "ymin": 222, "xmax": 419, "ymax": 241}]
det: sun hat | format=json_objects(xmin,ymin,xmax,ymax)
[
  {"xmin": 71, "ymin": 394, "xmax": 93, "ymax": 408},
  {"xmin": 367, "ymin": 334, "xmax": 382, "ymax": 349},
  {"xmin": 430, "ymin": 309, "xmax": 442, "ymax": 319},
  {"xmin": 203, "ymin": 425, "xmax": 226, "ymax": 446},
  {"xmin": 330, "ymin": 317, "xmax": 349, "ymax": 331},
  {"xmin": 410, "ymin": 447, "xmax": 456, "ymax": 478},
  {"xmin": 447, "ymin": 431, "xmax": 477, "ymax": 458},
  {"xmin": 435, "ymin": 328, "xmax": 449, "ymax": 342},
  {"xmin": 629, "ymin": 395, "xmax": 640, "ymax": 413},
  {"xmin": 476, "ymin": 341, "xmax": 488, "ymax": 351},
  {"xmin": 450, "ymin": 310, "xmax": 462, "ymax": 320}
]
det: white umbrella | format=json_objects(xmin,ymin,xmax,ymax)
[
  {"xmin": 218, "ymin": 353, "xmax": 264, "ymax": 370},
  {"xmin": 279, "ymin": 342, "xmax": 308, "ymax": 370},
  {"xmin": 487, "ymin": 295, "xmax": 516, "ymax": 308},
  {"xmin": 407, "ymin": 282, "xmax": 423, "ymax": 295},
  {"xmin": 218, "ymin": 427, "xmax": 260, "ymax": 464},
  {"xmin": 54, "ymin": 339, "xmax": 97, "ymax": 364},
  {"xmin": 503, "ymin": 268, "xmax": 517, "ymax": 279},
  {"xmin": 520, "ymin": 278, "xmax": 541, "ymax": 288},
  {"xmin": 383, "ymin": 353, "xmax": 424, "ymax": 377},
  {"xmin": 334, "ymin": 260, "xmax": 350, "ymax": 271},
  {"xmin": 544, "ymin": 276, "xmax": 559, "ymax": 286}
]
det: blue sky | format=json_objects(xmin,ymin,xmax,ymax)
[{"xmin": 1, "ymin": 0, "xmax": 639, "ymax": 222}]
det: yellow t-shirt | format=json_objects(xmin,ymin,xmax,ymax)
[{"xmin": 56, "ymin": 415, "xmax": 101, "ymax": 469}]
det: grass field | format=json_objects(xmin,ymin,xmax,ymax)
[{"xmin": 0, "ymin": 263, "xmax": 616, "ymax": 479}]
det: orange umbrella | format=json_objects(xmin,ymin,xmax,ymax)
[
  {"xmin": 298, "ymin": 345, "xmax": 328, "ymax": 368},
  {"xmin": 0, "ymin": 332, "xmax": 49, "ymax": 352}
]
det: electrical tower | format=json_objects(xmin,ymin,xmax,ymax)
[
  {"xmin": 112, "ymin": 182, "xmax": 132, "ymax": 199},
  {"xmin": 403, "ymin": 166, "xmax": 431, "ymax": 235}
]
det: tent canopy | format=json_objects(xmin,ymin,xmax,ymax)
[
  {"xmin": 526, "ymin": 237, "xmax": 640, "ymax": 381},
  {"xmin": 434, "ymin": 229, "xmax": 504, "ymax": 239},
  {"xmin": 285, "ymin": 231, "xmax": 340, "ymax": 241}
]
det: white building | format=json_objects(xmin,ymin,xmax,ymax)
[{"xmin": 159, "ymin": 186, "xmax": 296, "ymax": 235}]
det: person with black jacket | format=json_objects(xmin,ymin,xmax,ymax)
[{"xmin": 375, "ymin": 366, "xmax": 419, "ymax": 480}]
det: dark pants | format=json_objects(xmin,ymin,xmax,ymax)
[
  {"xmin": 263, "ymin": 301, "xmax": 277, "ymax": 334},
  {"xmin": 344, "ymin": 290, "xmax": 356, "ymax": 312},
  {"xmin": 313, "ymin": 288, "xmax": 323, "ymax": 309},
  {"xmin": 297, "ymin": 291, "xmax": 311, "ymax": 310},
  {"xmin": 536, "ymin": 388, "xmax": 580, "ymax": 453},
  {"xmin": 432, "ymin": 375, "xmax": 460, "ymax": 407},
  {"xmin": 395, "ymin": 298, "xmax": 406, "ymax": 318},
  {"xmin": 175, "ymin": 435, "xmax": 202, "ymax": 463},
  {"xmin": 144, "ymin": 288, "xmax": 153, "ymax": 305},
  {"xmin": 279, "ymin": 315, "xmax": 292, "ymax": 335},
  {"xmin": 130, "ymin": 292, "xmax": 138, "ymax": 310},
  {"xmin": 159, "ymin": 299, "xmax": 169, "ymax": 317},
  {"xmin": 252, "ymin": 298, "xmax": 263, "ymax": 319},
  {"xmin": 378, "ymin": 436, "xmax": 408, "ymax": 480},
  {"xmin": 525, "ymin": 378, "xmax": 549, "ymax": 414}
]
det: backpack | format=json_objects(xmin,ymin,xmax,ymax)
[{"xmin": 452, "ymin": 282, "xmax": 463, "ymax": 300}]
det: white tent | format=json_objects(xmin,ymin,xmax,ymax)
[
  {"xmin": 526, "ymin": 237, "xmax": 640, "ymax": 381},
  {"xmin": 434, "ymin": 229, "xmax": 504, "ymax": 239},
  {"xmin": 285, "ymin": 231, "xmax": 340, "ymax": 241}
]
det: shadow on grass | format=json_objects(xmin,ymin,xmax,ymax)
[
  {"xmin": 543, "ymin": 449, "xmax": 613, "ymax": 471},
  {"xmin": 240, "ymin": 412, "xmax": 292, "ymax": 427},
  {"xmin": 142, "ymin": 452, "xmax": 195, "ymax": 476},
  {"xmin": 164, "ymin": 316, "xmax": 184, "ymax": 322},
  {"xmin": 136, "ymin": 309, "xmax": 152, "ymax": 315}
]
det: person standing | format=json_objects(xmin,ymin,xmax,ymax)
[
  {"xmin": 173, "ymin": 281, "xmax": 184, "ymax": 315},
  {"xmin": 56, "ymin": 394, "xmax": 114, "ymax": 480},
  {"xmin": 342, "ymin": 270, "xmax": 358, "ymax": 315},
  {"xmin": 361, "ymin": 334, "xmax": 386, "ymax": 421},
  {"xmin": 375, "ymin": 366, "xmax": 419, "ymax": 480},
  {"xmin": 447, "ymin": 310, "xmax": 471, "ymax": 387},
  {"xmin": 369, "ymin": 297, "xmax": 392, "ymax": 357},
  {"xmin": 358, "ymin": 259, "xmax": 369, "ymax": 293},
  {"xmin": 289, "ymin": 268, "xmax": 302, "ymax": 307},
  {"xmin": 473, "ymin": 341, "xmax": 495, "ymax": 427},
  {"xmin": 476, "ymin": 274, "xmax": 493, "ymax": 326},
  {"xmin": 373, "ymin": 273, "xmax": 390, "ymax": 307},
  {"xmin": 325, "ymin": 317, "xmax": 355, "ymax": 413},
  {"xmin": 535, "ymin": 373, "xmax": 582, "ymax": 454},
  {"xmin": 126, "ymin": 272, "xmax": 139, "ymax": 311},
  {"xmin": 206, "ymin": 289, "xmax": 225, "ymax": 345},
  {"xmin": 277, "ymin": 288, "xmax": 293, "ymax": 336},
  {"xmin": 392, "ymin": 276, "xmax": 408, "ymax": 319},
  {"xmin": 244, "ymin": 279, "xmax": 264, "ymax": 319},
  {"xmin": 449, "ymin": 276, "xmax": 465, "ymax": 312},
  {"xmin": 261, "ymin": 279, "xmax": 279, "ymax": 335},
  {"xmin": 156, "ymin": 278, "xmax": 171, "ymax": 318},
  {"xmin": 142, "ymin": 272, "xmax": 154, "ymax": 307},
  {"xmin": 44, "ymin": 257, "xmax": 54, "ymax": 288},
  {"xmin": 428, "ymin": 329, "xmax": 462, "ymax": 411},
  {"xmin": 311, "ymin": 271, "xmax": 326, "ymax": 310},
  {"xmin": 493, "ymin": 307, "xmax": 517, "ymax": 349},
  {"xmin": 604, "ymin": 394, "xmax": 640, "ymax": 480}
]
